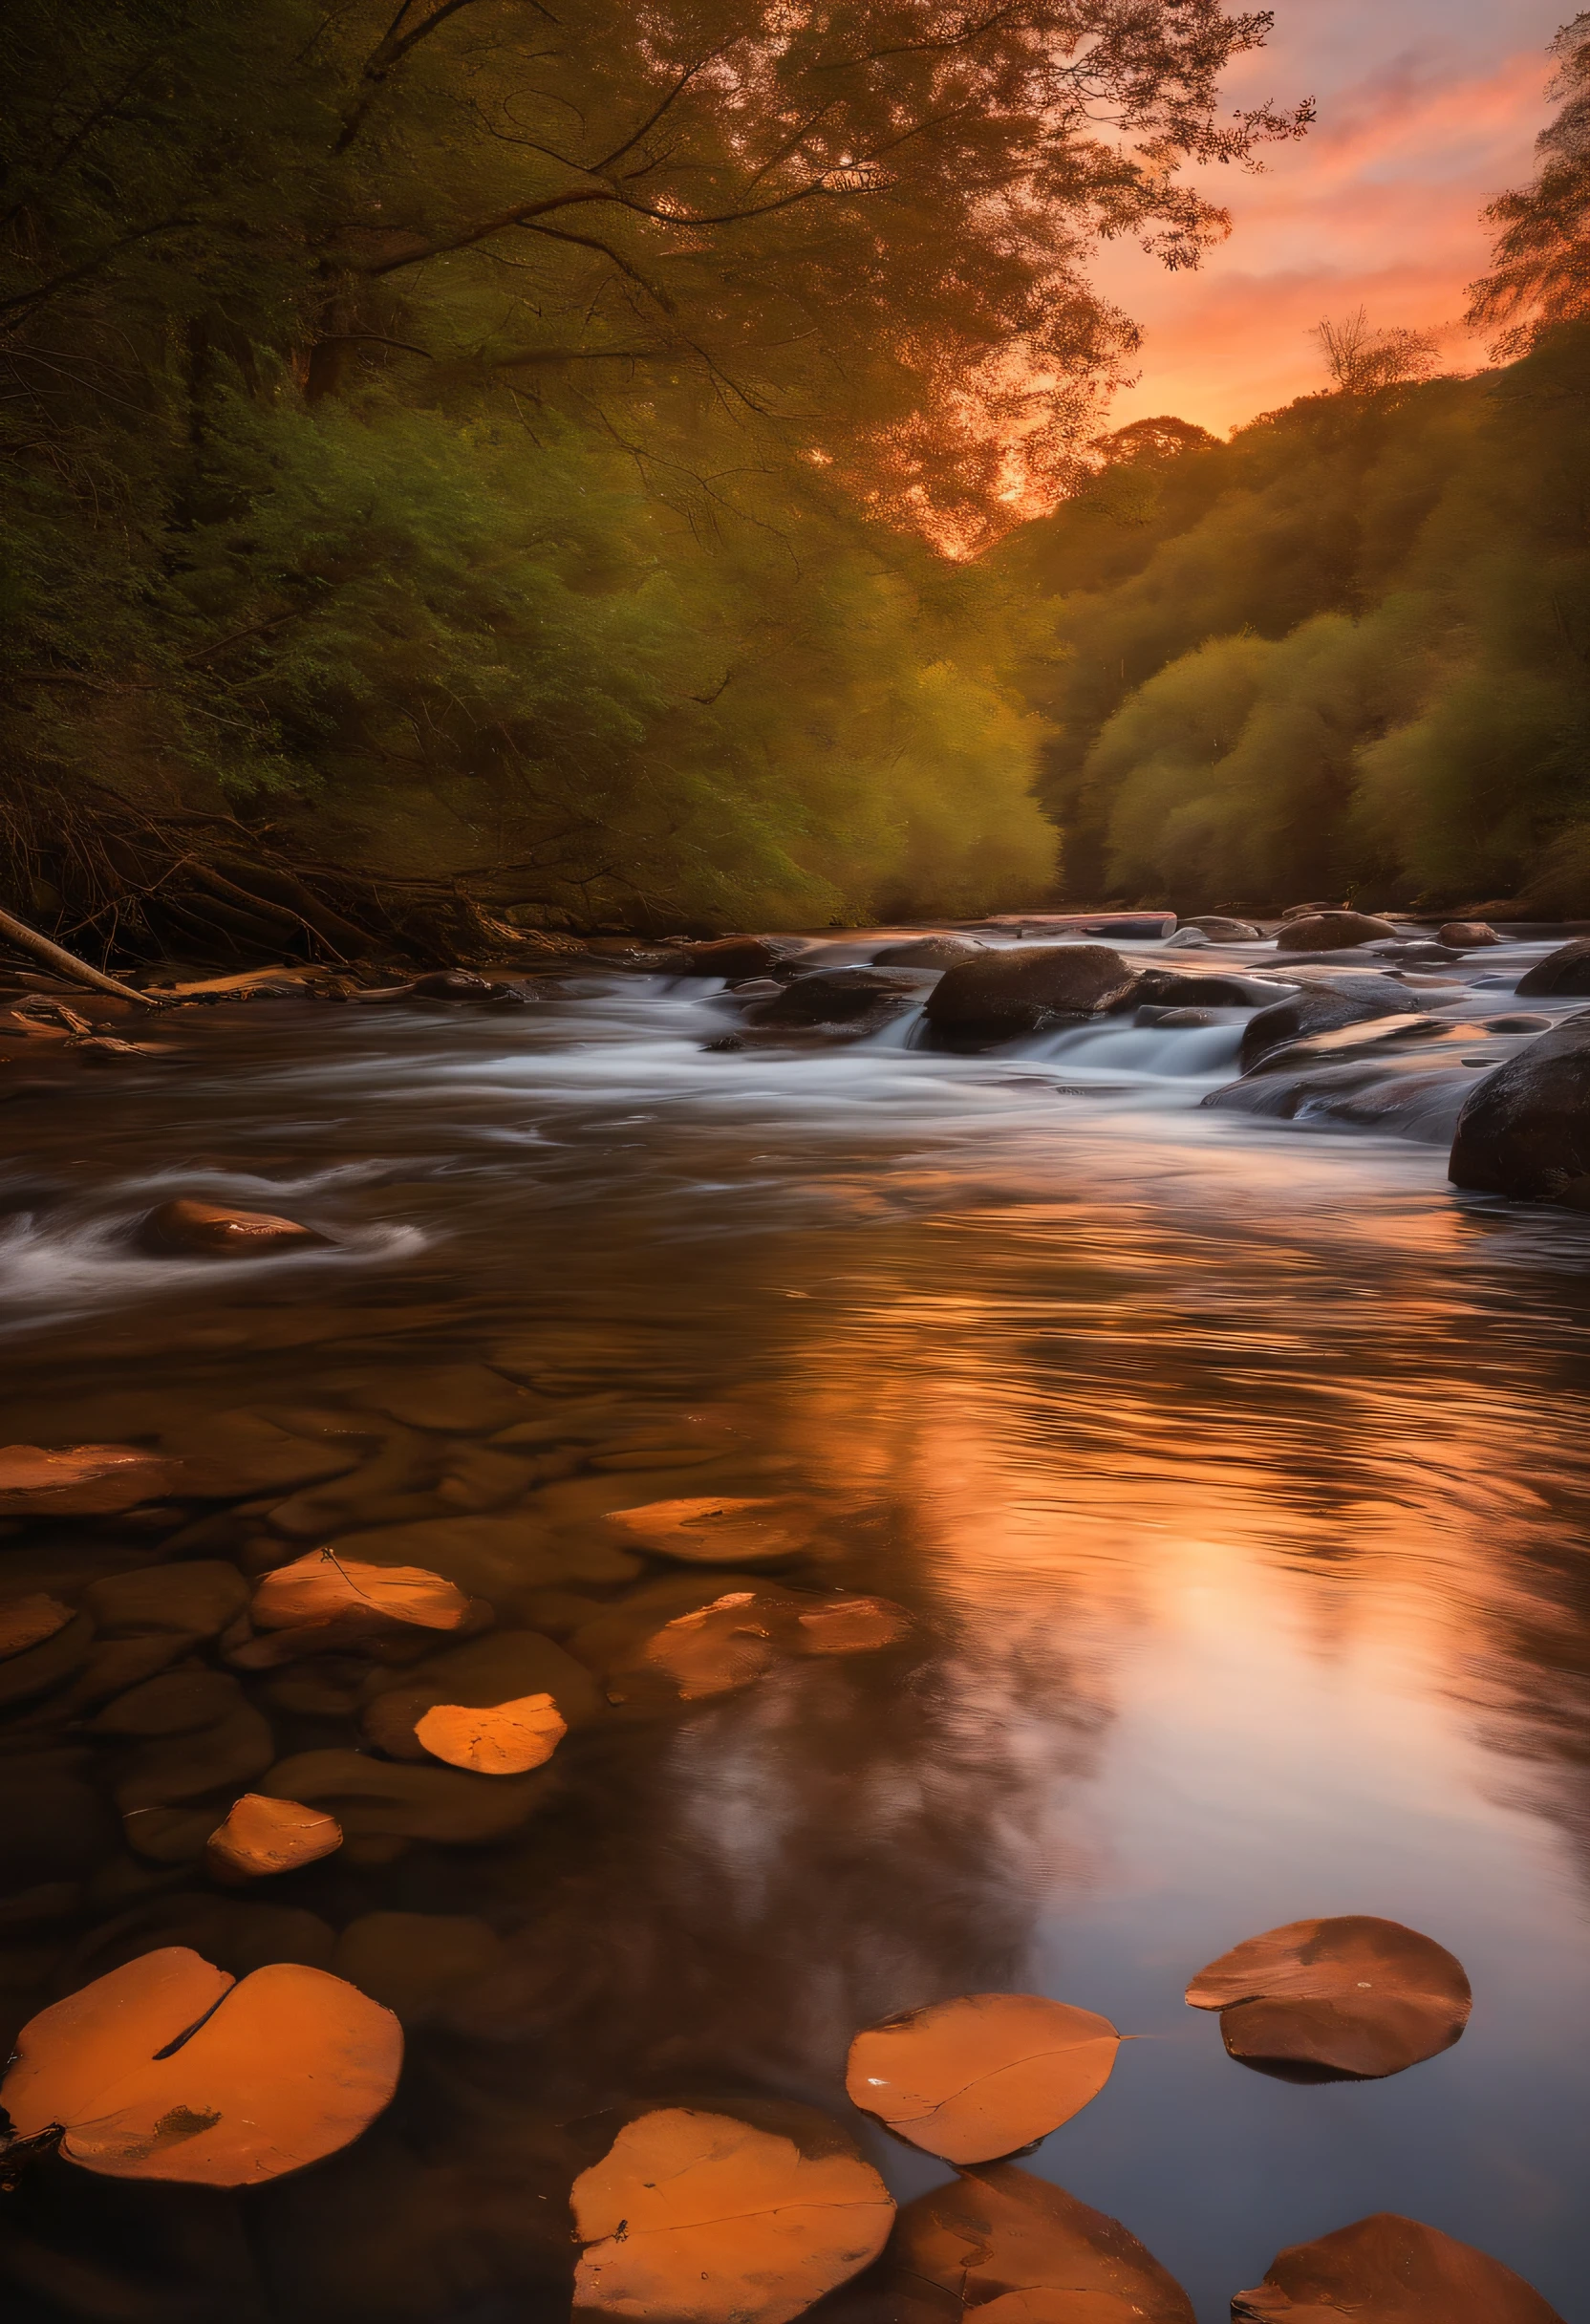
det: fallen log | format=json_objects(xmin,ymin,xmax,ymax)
[{"xmin": 0, "ymin": 903, "xmax": 157, "ymax": 1007}]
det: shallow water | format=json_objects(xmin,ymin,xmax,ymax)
[{"xmin": 1, "ymin": 940, "xmax": 1588, "ymax": 2321}]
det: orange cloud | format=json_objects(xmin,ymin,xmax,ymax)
[{"xmin": 1089, "ymin": 18, "xmax": 1561, "ymax": 435}]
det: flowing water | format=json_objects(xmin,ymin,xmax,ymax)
[{"xmin": 1, "ymin": 934, "xmax": 1588, "ymax": 2321}]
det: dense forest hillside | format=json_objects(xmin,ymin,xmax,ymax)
[
  {"xmin": 993, "ymin": 15, "xmax": 1590, "ymax": 922},
  {"xmin": 2, "ymin": 0, "xmax": 1304, "ymax": 957}
]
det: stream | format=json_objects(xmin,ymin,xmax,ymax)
[{"xmin": 0, "ymin": 928, "xmax": 1587, "ymax": 2322}]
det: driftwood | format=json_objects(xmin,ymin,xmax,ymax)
[
  {"xmin": 0, "ymin": 779, "xmax": 591, "ymax": 974},
  {"xmin": 0, "ymin": 903, "xmax": 157, "ymax": 1005}
]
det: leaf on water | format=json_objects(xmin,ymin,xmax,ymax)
[
  {"xmin": 847, "ymin": 1993, "xmax": 1120, "ymax": 2163},
  {"xmin": 0, "ymin": 1593, "xmax": 75, "ymax": 1661},
  {"xmin": 0, "ymin": 1946, "xmax": 400, "ymax": 2184},
  {"xmin": 644, "ymin": 1593, "xmax": 783, "ymax": 1698},
  {"xmin": 889, "ymin": 2163, "xmax": 1193, "ymax": 2322},
  {"xmin": 413, "ymin": 1692, "xmax": 567, "ymax": 1774},
  {"xmin": 0, "ymin": 1444, "xmax": 176, "ymax": 1516},
  {"xmin": 206, "ymin": 1794, "xmax": 343, "ymax": 1879},
  {"xmin": 1185, "ymin": 1916, "xmax": 1472, "ymax": 2078},
  {"xmin": 607, "ymin": 1496, "xmax": 819, "ymax": 1566},
  {"xmin": 1232, "ymin": 2210, "xmax": 1565, "ymax": 2320},
  {"xmin": 572, "ymin": 2106, "xmax": 894, "ymax": 2323},
  {"xmin": 250, "ymin": 1551, "xmax": 473, "ymax": 1636}
]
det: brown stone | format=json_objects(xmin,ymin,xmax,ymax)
[
  {"xmin": 923, "ymin": 944, "xmax": 1136, "ymax": 1041},
  {"xmin": 140, "ymin": 1198, "xmax": 328, "ymax": 1257},
  {"xmin": 1436, "ymin": 920, "xmax": 1502, "ymax": 948},
  {"xmin": 1274, "ymin": 912, "xmax": 1401, "ymax": 951},
  {"xmin": 1450, "ymin": 1012, "xmax": 1590, "ymax": 1205},
  {"xmin": 1516, "ymin": 936, "xmax": 1590, "ymax": 997}
]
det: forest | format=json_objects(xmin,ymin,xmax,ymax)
[{"xmin": 2, "ymin": 0, "xmax": 1585, "ymax": 950}]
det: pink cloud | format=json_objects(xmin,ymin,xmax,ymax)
[{"xmin": 1087, "ymin": 9, "xmax": 1563, "ymax": 435}]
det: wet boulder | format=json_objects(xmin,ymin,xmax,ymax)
[
  {"xmin": 753, "ymin": 968, "xmax": 924, "ymax": 1027},
  {"xmin": 1449, "ymin": 1012, "xmax": 1590, "ymax": 1205},
  {"xmin": 871, "ymin": 936, "xmax": 986, "ymax": 969},
  {"xmin": 140, "ymin": 1199, "xmax": 327, "ymax": 1257},
  {"xmin": 1239, "ymin": 976, "xmax": 1414, "ymax": 1070},
  {"xmin": 1437, "ymin": 920, "xmax": 1502, "ymax": 948},
  {"xmin": 675, "ymin": 936, "xmax": 808, "ymax": 979},
  {"xmin": 1275, "ymin": 911, "xmax": 1401, "ymax": 951},
  {"xmin": 923, "ymin": 944, "xmax": 1136, "ymax": 1044},
  {"xmin": 1244, "ymin": 1012, "xmax": 1449, "ymax": 1074},
  {"xmin": 1515, "ymin": 936, "xmax": 1590, "ymax": 996},
  {"xmin": 1123, "ymin": 968, "xmax": 1284, "ymax": 1010}
]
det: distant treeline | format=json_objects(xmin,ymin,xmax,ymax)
[{"xmin": 998, "ymin": 325, "xmax": 1590, "ymax": 916}]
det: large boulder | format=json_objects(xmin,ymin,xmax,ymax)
[
  {"xmin": 753, "ymin": 967, "xmax": 924, "ymax": 1026},
  {"xmin": 1275, "ymin": 911, "xmax": 1400, "ymax": 951},
  {"xmin": 1515, "ymin": 936, "xmax": 1590, "ymax": 996},
  {"xmin": 1238, "ymin": 975, "xmax": 1415, "ymax": 1070},
  {"xmin": 923, "ymin": 945, "xmax": 1136, "ymax": 1043},
  {"xmin": 1449, "ymin": 1013, "xmax": 1590, "ymax": 1204}
]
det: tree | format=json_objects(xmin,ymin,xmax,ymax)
[
  {"xmin": 1312, "ymin": 307, "xmax": 1440, "ymax": 396},
  {"xmin": 1468, "ymin": 13, "xmax": 1590, "ymax": 356},
  {"xmin": 4, "ymin": 0, "xmax": 1310, "ymax": 544}
]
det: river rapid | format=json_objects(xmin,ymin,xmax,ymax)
[{"xmin": 0, "ymin": 926, "xmax": 1587, "ymax": 2322}]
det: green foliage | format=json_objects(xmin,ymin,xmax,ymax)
[
  {"xmin": 996, "ymin": 330, "xmax": 1590, "ymax": 911},
  {"xmin": 16, "ymin": 0, "xmax": 1290, "ymax": 925}
]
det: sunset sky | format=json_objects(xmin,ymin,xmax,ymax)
[{"xmin": 1091, "ymin": 0, "xmax": 1569, "ymax": 435}]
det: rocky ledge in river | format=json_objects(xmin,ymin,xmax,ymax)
[
  {"xmin": 1449, "ymin": 1010, "xmax": 1590, "ymax": 1207},
  {"xmin": 921, "ymin": 944, "xmax": 1139, "ymax": 1044},
  {"xmin": 1236, "ymin": 973, "xmax": 1416, "ymax": 1070}
]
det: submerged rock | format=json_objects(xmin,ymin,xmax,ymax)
[
  {"xmin": 1449, "ymin": 1011, "xmax": 1590, "ymax": 1205},
  {"xmin": 1243, "ymin": 1013, "xmax": 1449, "ymax": 1074},
  {"xmin": 871, "ymin": 936, "xmax": 986, "ymax": 968},
  {"xmin": 1515, "ymin": 936, "xmax": 1590, "ymax": 996},
  {"xmin": 923, "ymin": 944, "xmax": 1136, "ymax": 1043},
  {"xmin": 1239, "ymin": 976, "xmax": 1414, "ymax": 1070},
  {"xmin": 1275, "ymin": 911, "xmax": 1401, "ymax": 951},
  {"xmin": 140, "ymin": 1198, "xmax": 327, "ymax": 1257},
  {"xmin": 754, "ymin": 967, "xmax": 924, "ymax": 1026}
]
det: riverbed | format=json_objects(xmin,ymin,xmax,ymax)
[{"xmin": 1, "ymin": 932, "xmax": 1587, "ymax": 2322}]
